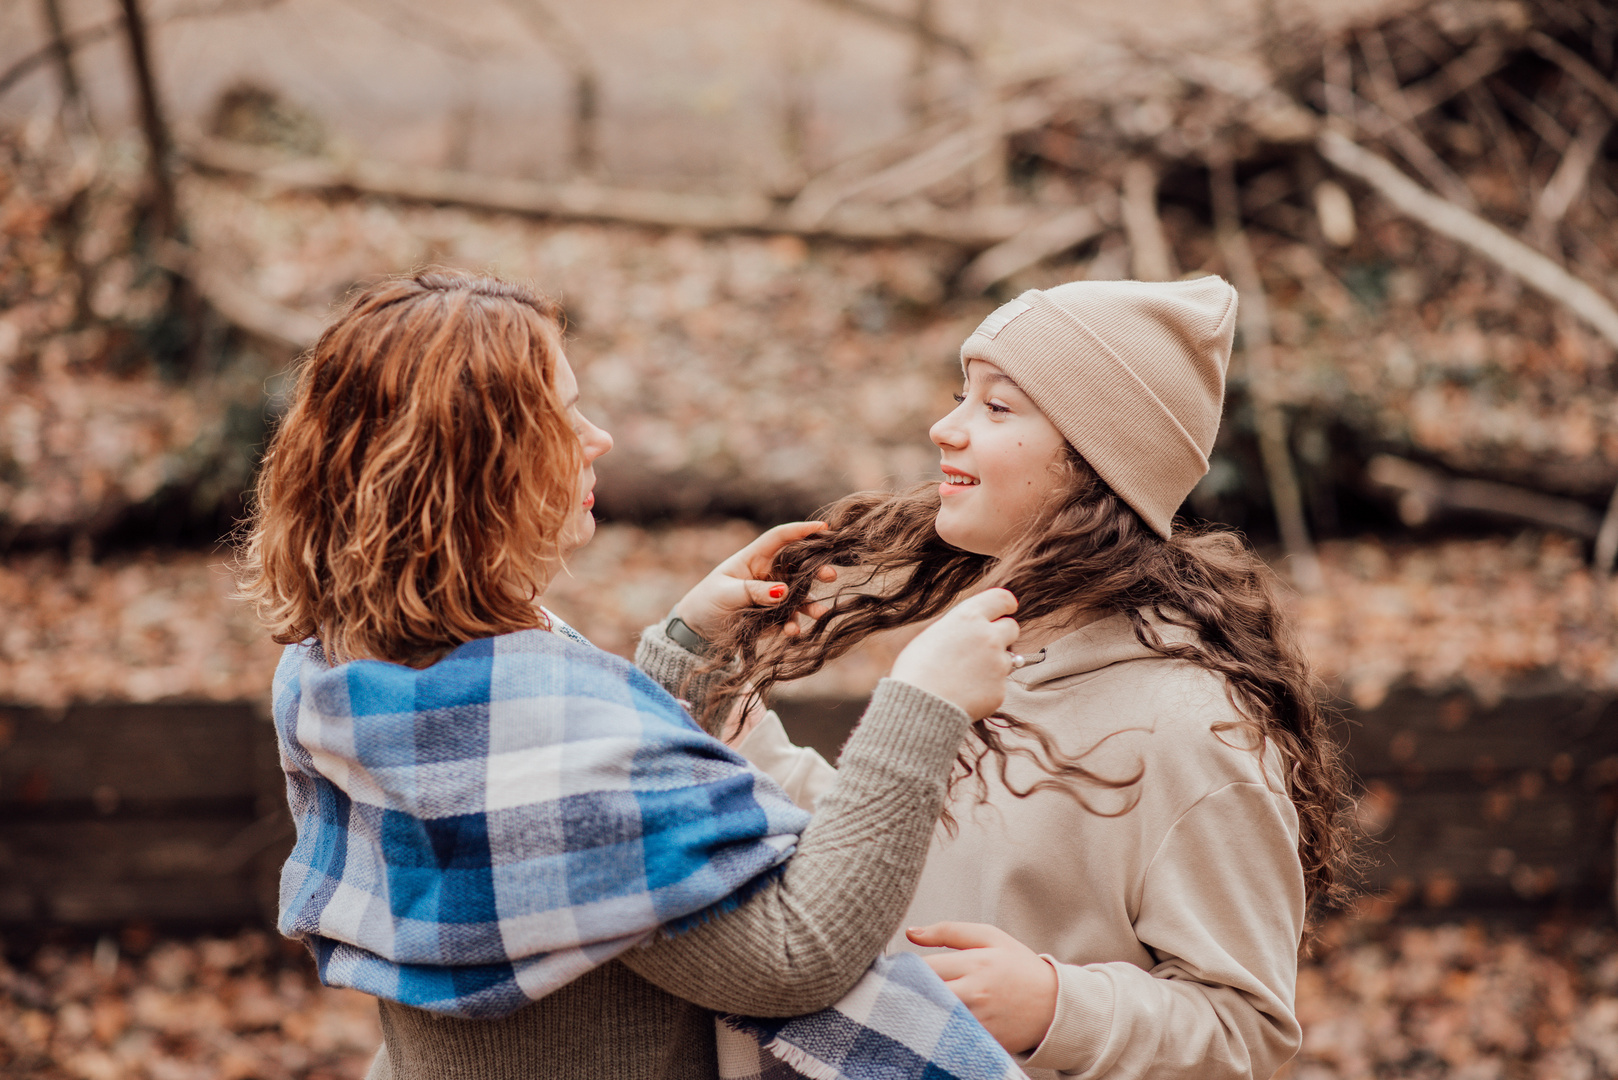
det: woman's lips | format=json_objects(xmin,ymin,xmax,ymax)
[{"xmin": 582, "ymin": 490, "xmax": 595, "ymax": 510}]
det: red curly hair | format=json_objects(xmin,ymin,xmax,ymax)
[{"xmin": 238, "ymin": 270, "xmax": 581, "ymax": 666}]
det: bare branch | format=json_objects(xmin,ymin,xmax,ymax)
[
  {"xmin": 1492, "ymin": 77, "xmax": 1573, "ymax": 152},
  {"xmin": 153, "ymin": 243, "xmax": 323, "ymax": 350},
  {"xmin": 805, "ymin": 0, "xmax": 973, "ymax": 61},
  {"xmin": 1319, "ymin": 129, "xmax": 1618, "ymax": 351},
  {"xmin": 957, "ymin": 202, "xmax": 1110, "ymax": 293},
  {"xmin": 1210, "ymin": 153, "xmax": 1323, "ymax": 594},
  {"xmin": 1595, "ymin": 481, "xmax": 1618, "ymax": 577},
  {"xmin": 1366, "ymin": 36, "xmax": 1508, "ymax": 134},
  {"xmin": 118, "ymin": 0, "xmax": 176, "ymax": 238},
  {"xmin": 499, "ymin": 0, "xmax": 601, "ymax": 174},
  {"xmin": 1358, "ymin": 28, "xmax": 1479, "ymax": 211},
  {"xmin": 785, "ymin": 96, "xmax": 1052, "ymax": 227},
  {"xmin": 188, "ymin": 138, "xmax": 1054, "ymax": 247},
  {"xmin": 0, "ymin": 0, "xmax": 283, "ymax": 101},
  {"xmin": 1368, "ymin": 455, "xmax": 1602, "ymax": 538},
  {"xmin": 1120, "ymin": 159, "xmax": 1176, "ymax": 281},
  {"xmin": 1529, "ymin": 30, "xmax": 1618, "ymax": 119},
  {"xmin": 1531, "ymin": 109, "xmax": 1614, "ymax": 231}
]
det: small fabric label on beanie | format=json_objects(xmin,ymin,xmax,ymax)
[{"xmin": 971, "ymin": 298, "xmax": 1032, "ymax": 341}]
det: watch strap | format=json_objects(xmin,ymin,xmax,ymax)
[{"xmin": 664, "ymin": 613, "xmax": 713, "ymax": 656}]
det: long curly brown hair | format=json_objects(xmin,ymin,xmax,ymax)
[
  {"xmin": 700, "ymin": 449, "xmax": 1356, "ymax": 909},
  {"xmin": 237, "ymin": 270, "xmax": 581, "ymax": 667}
]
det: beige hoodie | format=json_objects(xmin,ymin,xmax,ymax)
[{"xmin": 738, "ymin": 612, "xmax": 1305, "ymax": 1080}]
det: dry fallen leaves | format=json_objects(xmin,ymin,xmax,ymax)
[
  {"xmin": 0, "ymin": 930, "xmax": 379, "ymax": 1080},
  {"xmin": 3, "ymin": 919, "xmax": 1616, "ymax": 1079}
]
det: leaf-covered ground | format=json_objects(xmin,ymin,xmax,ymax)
[{"xmin": 3, "ymin": 917, "xmax": 1617, "ymax": 1079}]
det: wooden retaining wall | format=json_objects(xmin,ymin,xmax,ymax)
[{"xmin": 1, "ymin": 688, "xmax": 1615, "ymax": 930}]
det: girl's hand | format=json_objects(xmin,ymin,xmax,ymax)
[
  {"xmin": 888, "ymin": 589, "xmax": 1019, "ymax": 720},
  {"xmin": 672, "ymin": 521, "xmax": 836, "ymax": 640},
  {"xmin": 906, "ymin": 921, "xmax": 1058, "ymax": 1055}
]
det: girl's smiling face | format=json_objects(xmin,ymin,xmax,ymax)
[{"xmin": 929, "ymin": 359, "xmax": 1069, "ymax": 557}]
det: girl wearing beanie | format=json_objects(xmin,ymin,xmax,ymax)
[{"xmin": 689, "ymin": 276, "xmax": 1354, "ymax": 1080}]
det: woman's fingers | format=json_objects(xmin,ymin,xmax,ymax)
[
  {"xmin": 888, "ymin": 589, "xmax": 1021, "ymax": 719},
  {"xmin": 920, "ymin": 952, "xmax": 978, "ymax": 983},
  {"xmin": 907, "ymin": 921, "xmax": 1011, "ymax": 951},
  {"xmin": 738, "ymin": 520, "xmax": 828, "ymax": 577}
]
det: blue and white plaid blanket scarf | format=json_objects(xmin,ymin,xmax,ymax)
[{"xmin": 273, "ymin": 624, "xmax": 1024, "ymax": 1080}]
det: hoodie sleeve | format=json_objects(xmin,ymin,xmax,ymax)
[
  {"xmin": 735, "ymin": 709, "xmax": 839, "ymax": 812},
  {"xmin": 1023, "ymin": 780, "xmax": 1304, "ymax": 1080}
]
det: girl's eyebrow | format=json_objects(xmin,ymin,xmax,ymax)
[{"xmin": 978, "ymin": 371, "xmax": 1024, "ymax": 392}]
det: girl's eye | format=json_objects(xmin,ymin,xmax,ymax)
[
  {"xmin": 951, "ymin": 392, "xmax": 966, "ymax": 404},
  {"xmin": 986, "ymin": 401, "xmax": 1011, "ymax": 415}
]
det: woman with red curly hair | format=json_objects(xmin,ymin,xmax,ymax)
[{"xmin": 238, "ymin": 269, "xmax": 1021, "ymax": 1079}]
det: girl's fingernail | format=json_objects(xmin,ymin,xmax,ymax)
[{"xmin": 769, "ymin": 585, "xmax": 786, "ymax": 599}]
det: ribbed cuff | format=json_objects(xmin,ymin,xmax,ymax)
[
  {"xmin": 835, "ymin": 678, "xmax": 972, "ymax": 788},
  {"xmin": 1024, "ymin": 959, "xmax": 1116, "ymax": 1073},
  {"xmin": 633, "ymin": 621, "xmax": 731, "ymax": 728}
]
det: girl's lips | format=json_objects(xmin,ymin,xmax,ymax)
[{"xmin": 582, "ymin": 490, "xmax": 595, "ymax": 510}]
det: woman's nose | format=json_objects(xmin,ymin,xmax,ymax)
[{"xmin": 584, "ymin": 421, "xmax": 613, "ymax": 463}]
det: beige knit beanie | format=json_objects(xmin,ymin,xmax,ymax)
[{"xmin": 959, "ymin": 276, "xmax": 1237, "ymax": 539}]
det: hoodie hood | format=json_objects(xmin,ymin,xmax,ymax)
[{"xmin": 1009, "ymin": 611, "xmax": 1201, "ymax": 695}]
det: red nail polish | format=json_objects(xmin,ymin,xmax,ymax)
[{"xmin": 769, "ymin": 585, "xmax": 786, "ymax": 599}]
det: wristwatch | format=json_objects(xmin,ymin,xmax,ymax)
[{"xmin": 663, "ymin": 611, "xmax": 713, "ymax": 656}]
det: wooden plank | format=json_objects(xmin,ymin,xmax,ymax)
[
  {"xmin": 1342, "ymin": 689, "xmax": 1618, "ymax": 778},
  {"xmin": 1, "ymin": 688, "xmax": 1613, "ymax": 927},
  {"xmin": 0, "ymin": 818, "xmax": 290, "ymax": 925},
  {"xmin": 0, "ymin": 702, "xmax": 273, "ymax": 808}
]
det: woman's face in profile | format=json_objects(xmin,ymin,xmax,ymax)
[
  {"xmin": 551, "ymin": 353, "xmax": 614, "ymax": 558},
  {"xmin": 929, "ymin": 359, "xmax": 1067, "ymax": 557}
]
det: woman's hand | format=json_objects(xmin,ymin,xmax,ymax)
[
  {"xmin": 672, "ymin": 521, "xmax": 836, "ymax": 640},
  {"xmin": 888, "ymin": 588, "xmax": 1019, "ymax": 720},
  {"xmin": 907, "ymin": 922, "xmax": 1058, "ymax": 1055}
]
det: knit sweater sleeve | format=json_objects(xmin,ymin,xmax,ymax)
[
  {"xmin": 616, "ymin": 673, "xmax": 969, "ymax": 1016},
  {"xmin": 1023, "ymin": 781, "xmax": 1304, "ymax": 1079},
  {"xmin": 633, "ymin": 620, "xmax": 731, "ymax": 727}
]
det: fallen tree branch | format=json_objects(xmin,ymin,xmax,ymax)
[
  {"xmin": 1358, "ymin": 27, "xmax": 1479, "ymax": 211},
  {"xmin": 806, "ymin": 0, "xmax": 973, "ymax": 60},
  {"xmin": 190, "ymin": 138, "xmax": 1053, "ymax": 247},
  {"xmin": 0, "ymin": 0, "xmax": 282, "ymax": 100},
  {"xmin": 1356, "ymin": 36, "xmax": 1508, "ymax": 138},
  {"xmin": 957, "ymin": 202, "xmax": 1109, "ymax": 293},
  {"xmin": 786, "ymin": 96, "xmax": 1052, "ymax": 227},
  {"xmin": 1367, "ymin": 455, "xmax": 1602, "ymax": 538},
  {"xmin": 1530, "ymin": 110, "xmax": 1614, "ymax": 236},
  {"xmin": 1528, "ymin": 31, "xmax": 1618, "ymax": 119},
  {"xmin": 1595, "ymin": 481, "xmax": 1618, "ymax": 577},
  {"xmin": 153, "ymin": 243, "xmax": 324, "ymax": 350},
  {"xmin": 1120, "ymin": 159, "xmax": 1175, "ymax": 281},
  {"xmin": 1210, "ymin": 155, "xmax": 1323, "ymax": 594},
  {"xmin": 1319, "ymin": 129, "xmax": 1618, "ymax": 351}
]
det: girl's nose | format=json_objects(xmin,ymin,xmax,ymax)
[{"xmin": 930, "ymin": 408, "xmax": 966, "ymax": 450}]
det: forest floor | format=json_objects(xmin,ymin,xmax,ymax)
[{"xmin": 2, "ymin": 915, "xmax": 1617, "ymax": 1080}]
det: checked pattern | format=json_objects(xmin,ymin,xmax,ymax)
[{"xmin": 271, "ymin": 624, "xmax": 1024, "ymax": 1078}]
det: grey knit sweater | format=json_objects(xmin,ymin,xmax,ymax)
[{"xmin": 364, "ymin": 622, "xmax": 969, "ymax": 1080}]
